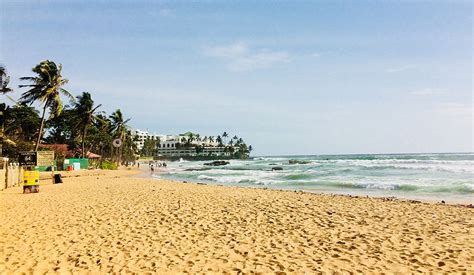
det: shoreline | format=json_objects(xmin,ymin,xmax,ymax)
[
  {"xmin": 147, "ymin": 153, "xmax": 474, "ymax": 206},
  {"xmin": 1, "ymin": 169, "xmax": 473, "ymax": 273},
  {"xmin": 148, "ymin": 170, "xmax": 474, "ymax": 207}
]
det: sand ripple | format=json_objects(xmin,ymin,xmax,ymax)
[{"xmin": 1, "ymin": 173, "xmax": 473, "ymax": 273}]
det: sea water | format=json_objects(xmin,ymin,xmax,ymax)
[{"xmin": 153, "ymin": 153, "xmax": 474, "ymax": 203}]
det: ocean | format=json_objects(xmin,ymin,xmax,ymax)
[{"xmin": 152, "ymin": 153, "xmax": 474, "ymax": 203}]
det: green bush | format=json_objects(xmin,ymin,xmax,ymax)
[{"xmin": 99, "ymin": 160, "xmax": 118, "ymax": 170}]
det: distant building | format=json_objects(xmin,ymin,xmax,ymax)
[
  {"xmin": 156, "ymin": 146, "xmax": 230, "ymax": 157},
  {"xmin": 131, "ymin": 129, "xmax": 150, "ymax": 150},
  {"xmin": 132, "ymin": 129, "xmax": 232, "ymax": 157}
]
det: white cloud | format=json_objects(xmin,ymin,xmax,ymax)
[
  {"xmin": 411, "ymin": 88, "xmax": 447, "ymax": 96},
  {"xmin": 434, "ymin": 103, "xmax": 473, "ymax": 118},
  {"xmin": 202, "ymin": 42, "xmax": 291, "ymax": 72},
  {"xmin": 386, "ymin": 64, "xmax": 417, "ymax": 73},
  {"xmin": 310, "ymin": 53, "xmax": 321, "ymax": 58}
]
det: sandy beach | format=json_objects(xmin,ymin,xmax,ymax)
[{"xmin": 1, "ymin": 170, "xmax": 473, "ymax": 273}]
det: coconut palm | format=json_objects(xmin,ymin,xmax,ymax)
[
  {"xmin": 238, "ymin": 143, "xmax": 249, "ymax": 156},
  {"xmin": 19, "ymin": 60, "xmax": 72, "ymax": 150},
  {"xmin": 248, "ymin": 145, "xmax": 253, "ymax": 153},
  {"xmin": 0, "ymin": 65, "xmax": 13, "ymax": 94},
  {"xmin": 187, "ymin": 133, "xmax": 195, "ymax": 144},
  {"xmin": 91, "ymin": 113, "xmax": 112, "ymax": 159},
  {"xmin": 74, "ymin": 92, "xmax": 102, "ymax": 158},
  {"xmin": 110, "ymin": 109, "xmax": 130, "ymax": 139},
  {"xmin": 222, "ymin": 131, "xmax": 228, "ymax": 144},
  {"xmin": 110, "ymin": 109, "xmax": 130, "ymax": 164}
]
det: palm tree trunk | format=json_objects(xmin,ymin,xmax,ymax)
[
  {"xmin": 35, "ymin": 104, "xmax": 48, "ymax": 151},
  {"xmin": 111, "ymin": 142, "xmax": 115, "ymax": 163},
  {"xmin": 81, "ymin": 125, "xmax": 87, "ymax": 158},
  {"xmin": 118, "ymin": 131, "xmax": 123, "ymax": 166}
]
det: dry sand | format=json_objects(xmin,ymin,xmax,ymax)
[{"xmin": 1, "ymin": 170, "xmax": 473, "ymax": 273}]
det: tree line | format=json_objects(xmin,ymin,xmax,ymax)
[
  {"xmin": 0, "ymin": 61, "xmax": 137, "ymax": 165},
  {"xmin": 141, "ymin": 131, "xmax": 253, "ymax": 159}
]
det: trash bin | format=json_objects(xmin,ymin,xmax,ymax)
[
  {"xmin": 23, "ymin": 170, "xmax": 40, "ymax": 193},
  {"xmin": 54, "ymin": 174, "xmax": 63, "ymax": 184}
]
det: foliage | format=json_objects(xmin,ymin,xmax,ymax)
[
  {"xmin": 99, "ymin": 160, "xmax": 118, "ymax": 170},
  {"xmin": 73, "ymin": 92, "xmax": 102, "ymax": 158},
  {"xmin": 1, "ymin": 61, "xmax": 253, "ymax": 164},
  {"xmin": 1, "ymin": 62, "xmax": 137, "ymax": 166},
  {"xmin": 171, "ymin": 131, "xmax": 253, "ymax": 159},
  {"xmin": 19, "ymin": 60, "xmax": 73, "ymax": 150},
  {"xmin": 141, "ymin": 137, "xmax": 159, "ymax": 157},
  {"xmin": 1, "ymin": 104, "xmax": 40, "ymax": 159},
  {"xmin": 0, "ymin": 65, "xmax": 13, "ymax": 94},
  {"xmin": 44, "ymin": 107, "xmax": 76, "ymax": 145}
]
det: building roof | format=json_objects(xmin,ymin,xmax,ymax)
[{"xmin": 180, "ymin": 131, "xmax": 195, "ymax": 136}]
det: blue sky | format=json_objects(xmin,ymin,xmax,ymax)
[{"xmin": 1, "ymin": 0, "xmax": 472, "ymax": 155}]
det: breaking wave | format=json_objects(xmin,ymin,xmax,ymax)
[{"xmin": 155, "ymin": 153, "xmax": 474, "ymax": 202}]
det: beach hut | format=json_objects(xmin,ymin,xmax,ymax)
[
  {"xmin": 86, "ymin": 152, "xmax": 101, "ymax": 168},
  {"xmin": 63, "ymin": 158, "xmax": 89, "ymax": 171}
]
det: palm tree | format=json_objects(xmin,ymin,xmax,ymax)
[
  {"xmin": 92, "ymin": 113, "xmax": 112, "ymax": 159},
  {"xmin": 216, "ymin": 135, "xmax": 222, "ymax": 146},
  {"xmin": 0, "ymin": 65, "xmax": 13, "ymax": 94},
  {"xmin": 188, "ymin": 133, "xmax": 195, "ymax": 144},
  {"xmin": 209, "ymin": 136, "xmax": 215, "ymax": 143},
  {"xmin": 74, "ymin": 92, "xmax": 102, "ymax": 158},
  {"xmin": 0, "ymin": 65, "xmax": 16, "ymax": 146},
  {"xmin": 222, "ymin": 131, "xmax": 228, "ymax": 144},
  {"xmin": 110, "ymin": 109, "xmax": 130, "ymax": 139},
  {"xmin": 110, "ymin": 109, "xmax": 130, "ymax": 164},
  {"xmin": 248, "ymin": 145, "xmax": 253, "ymax": 153},
  {"xmin": 19, "ymin": 60, "xmax": 72, "ymax": 151},
  {"xmin": 238, "ymin": 143, "xmax": 249, "ymax": 156}
]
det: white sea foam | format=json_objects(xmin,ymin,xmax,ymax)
[
  {"xmin": 161, "ymin": 153, "xmax": 474, "ymax": 201},
  {"xmin": 310, "ymin": 159, "xmax": 474, "ymax": 174}
]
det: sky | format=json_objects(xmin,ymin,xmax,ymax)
[{"xmin": 1, "ymin": 0, "xmax": 472, "ymax": 156}]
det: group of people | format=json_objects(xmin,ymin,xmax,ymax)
[{"xmin": 149, "ymin": 161, "xmax": 167, "ymax": 172}]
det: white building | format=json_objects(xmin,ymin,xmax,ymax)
[
  {"xmin": 131, "ymin": 129, "xmax": 162, "ymax": 150},
  {"xmin": 132, "ymin": 129, "xmax": 230, "ymax": 157}
]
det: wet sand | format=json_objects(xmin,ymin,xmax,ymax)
[{"xmin": 1, "ymin": 170, "xmax": 473, "ymax": 273}]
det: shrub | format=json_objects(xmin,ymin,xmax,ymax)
[{"xmin": 99, "ymin": 160, "xmax": 118, "ymax": 170}]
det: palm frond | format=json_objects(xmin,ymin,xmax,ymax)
[
  {"xmin": 60, "ymin": 88, "xmax": 75, "ymax": 102},
  {"xmin": 19, "ymin": 77, "xmax": 38, "ymax": 81}
]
